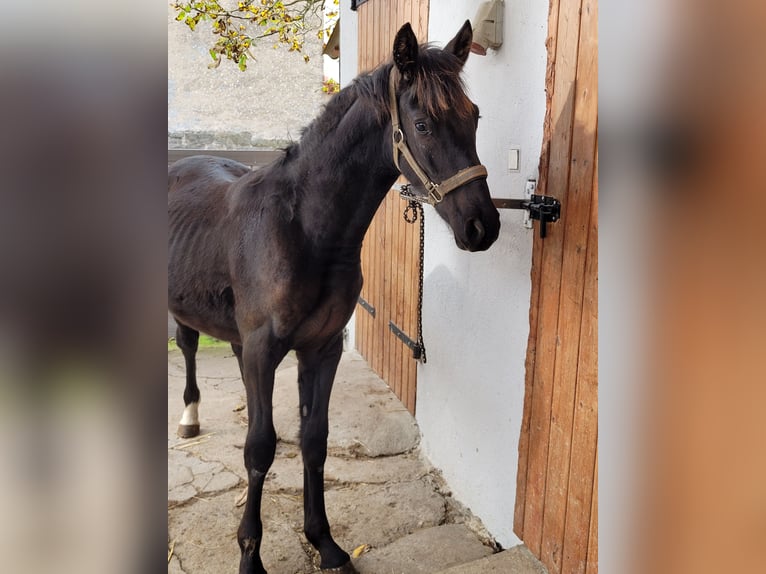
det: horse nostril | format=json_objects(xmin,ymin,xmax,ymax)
[{"xmin": 466, "ymin": 218, "xmax": 485, "ymax": 245}]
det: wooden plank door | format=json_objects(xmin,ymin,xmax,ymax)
[
  {"xmin": 355, "ymin": 0, "xmax": 429, "ymax": 415},
  {"xmin": 514, "ymin": 1, "xmax": 598, "ymax": 573}
]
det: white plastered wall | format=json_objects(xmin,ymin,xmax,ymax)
[
  {"xmin": 339, "ymin": 3, "xmax": 359, "ymax": 88},
  {"xmin": 418, "ymin": 0, "xmax": 548, "ymax": 548}
]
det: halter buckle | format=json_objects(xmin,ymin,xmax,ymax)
[
  {"xmin": 393, "ymin": 129, "xmax": 404, "ymax": 145},
  {"xmin": 426, "ymin": 181, "xmax": 442, "ymax": 204}
]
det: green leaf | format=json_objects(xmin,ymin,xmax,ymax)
[{"xmin": 238, "ymin": 54, "xmax": 247, "ymax": 71}]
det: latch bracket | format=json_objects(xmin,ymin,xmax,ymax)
[
  {"xmin": 357, "ymin": 296, "xmax": 376, "ymax": 317},
  {"xmin": 389, "ymin": 321, "xmax": 422, "ymax": 360},
  {"xmin": 492, "ymin": 180, "xmax": 561, "ymax": 238}
]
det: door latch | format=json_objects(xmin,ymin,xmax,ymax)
[{"xmin": 492, "ymin": 180, "xmax": 561, "ymax": 238}]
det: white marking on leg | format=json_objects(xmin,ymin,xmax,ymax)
[
  {"xmin": 179, "ymin": 401, "xmax": 200, "ymax": 426},
  {"xmin": 302, "ymin": 404, "xmax": 309, "ymax": 418}
]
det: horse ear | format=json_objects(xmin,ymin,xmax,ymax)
[
  {"xmin": 393, "ymin": 23, "xmax": 419, "ymax": 81},
  {"xmin": 444, "ymin": 19, "xmax": 473, "ymax": 67}
]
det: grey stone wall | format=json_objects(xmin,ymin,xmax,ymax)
[{"xmin": 168, "ymin": 4, "xmax": 327, "ymax": 149}]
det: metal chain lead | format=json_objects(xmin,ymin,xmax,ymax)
[
  {"xmin": 403, "ymin": 200, "xmax": 419, "ymax": 224},
  {"xmin": 399, "ymin": 185, "xmax": 426, "ymax": 363},
  {"xmin": 415, "ymin": 199, "xmax": 426, "ymax": 363}
]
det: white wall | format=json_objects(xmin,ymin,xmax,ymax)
[
  {"xmin": 339, "ymin": 4, "xmax": 359, "ymax": 88},
  {"xmin": 418, "ymin": 0, "xmax": 548, "ymax": 548},
  {"xmin": 167, "ymin": 4, "xmax": 325, "ymax": 147}
]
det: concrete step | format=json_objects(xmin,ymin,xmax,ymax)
[
  {"xmin": 352, "ymin": 524, "xmax": 494, "ymax": 574},
  {"xmin": 435, "ymin": 544, "xmax": 548, "ymax": 574}
]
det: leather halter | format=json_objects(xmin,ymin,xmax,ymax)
[{"xmin": 388, "ymin": 67, "xmax": 488, "ymax": 206}]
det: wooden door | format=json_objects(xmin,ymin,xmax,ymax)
[
  {"xmin": 514, "ymin": 1, "xmax": 598, "ymax": 573},
  {"xmin": 355, "ymin": 0, "xmax": 429, "ymax": 415}
]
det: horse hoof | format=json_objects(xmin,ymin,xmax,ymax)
[
  {"xmin": 177, "ymin": 423, "xmax": 200, "ymax": 438},
  {"xmin": 321, "ymin": 563, "xmax": 358, "ymax": 574}
]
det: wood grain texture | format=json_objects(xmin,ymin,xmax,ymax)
[
  {"xmin": 540, "ymin": 0, "xmax": 597, "ymax": 568},
  {"xmin": 560, "ymin": 146, "xmax": 598, "ymax": 574},
  {"xmin": 515, "ymin": 0, "xmax": 562, "ymax": 540},
  {"xmin": 585, "ymin": 448, "xmax": 598, "ymax": 574},
  {"xmin": 516, "ymin": 2, "xmax": 597, "ymax": 574},
  {"xmin": 354, "ymin": 0, "xmax": 428, "ymax": 415},
  {"xmin": 523, "ymin": 0, "xmax": 580, "ymax": 546}
]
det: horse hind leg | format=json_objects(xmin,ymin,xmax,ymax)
[
  {"xmin": 175, "ymin": 322, "xmax": 201, "ymax": 438},
  {"xmin": 297, "ymin": 334, "xmax": 356, "ymax": 573}
]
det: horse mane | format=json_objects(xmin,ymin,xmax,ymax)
[
  {"xmin": 349, "ymin": 43, "xmax": 474, "ymax": 121},
  {"xmin": 280, "ymin": 42, "xmax": 474, "ymax": 162},
  {"xmin": 280, "ymin": 65, "xmax": 392, "ymax": 161},
  {"xmin": 409, "ymin": 44, "xmax": 474, "ymax": 120}
]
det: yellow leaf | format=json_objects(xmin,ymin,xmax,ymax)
[{"xmin": 351, "ymin": 544, "xmax": 369, "ymax": 558}]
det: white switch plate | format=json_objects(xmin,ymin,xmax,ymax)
[{"xmin": 508, "ymin": 147, "xmax": 520, "ymax": 172}]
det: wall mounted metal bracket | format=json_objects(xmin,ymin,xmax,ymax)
[{"xmin": 492, "ymin": 179, "xmax": 561, "ymax": 238}]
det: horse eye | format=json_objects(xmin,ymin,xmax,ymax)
[{"xmin": 414, "ymin": 122, "xmax": 429, "ymax": 134}]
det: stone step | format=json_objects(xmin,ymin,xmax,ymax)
[
  {"xmin": 352, "ymin": 523, "xmax": 494, "ymax": 574},
  {"xmin": 435, "ymin": 544, "xmax": 548, "ymax": 574}
]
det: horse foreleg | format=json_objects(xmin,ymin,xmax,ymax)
[
  {"xmin": 297, "ymin": 333, "xmax": 356, "ymax": 572},
  {"xmin": 237, "ymin": 329, "xmax": 287, "ymax": 574},
  {"xmin": 175, "ymin": 322, "xmax": 201, "ymax": 438}
]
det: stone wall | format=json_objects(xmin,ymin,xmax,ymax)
[{"xmin": 168, "ymin": 3, "xmax": 327, "ymax": 149}]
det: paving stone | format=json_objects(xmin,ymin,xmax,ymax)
[
  {"xmin": 266, "ymin": 443, "xmax": 304, "ymax": 493},
  {"xmin": 167, "ymin": 553, "xmax": 185, "ymax": 574},
  {"xmin": 168, "ymin": 490, "xmax": 312, "ymax": 574},
  {"xmin": 171, "ymin": 350, "xmax": 419, "ymax": 458},
  {"xmin": 326, "ymin": 479, "xmax": 447, "ymax": 551},
  {"xmin": 172, "ymin": 427, "xmax": 248, "ymax": 482},
  {"xmin": 168, "ymin": 349, "xmax": 499, "ymax": 574},
  {"xmin": 272, "ymin": 364, "xmax": 302, "ymax": 443},
  {"xmin": 324, "ymin": 451, "xmax": 428, "ymax": 485},
  {"xmin": 327, "ymin": 353, "xmax": 421, "ymax": 457},
  {"xmin": 187, "ymin": 456, "xmax": 222, "ymax": 477},
  {"xmin": 435, "ymin": 544, "xmax": 548, "ymax": 574},
  {"xmin": 168, "ymin": 450, "xmax": 195, "ymax": 491},
  {"xmin": 168, "ymin": 483, "xmax": 198, "ymax": 506},
  {"xmin": 266, "ymin": 449, "xmax": 429, "ymax": 496},
  {"xmin": 353, "ymin": 524, "xmax": 494, "ymax": 574},
  {"xmin": 168, "ymin": 450, "xmax": 200, "ymax": 505},
  {"xmin": 272, "ymin": 353, "xmax": 421, "ymax": 457},
  {"xmin": 202, "ymin": 470, "xmax": 242, "ymax": 494}
]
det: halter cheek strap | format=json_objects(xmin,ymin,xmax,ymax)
[{"xmin": 388, "ymin": 67, "xmax": 488, "ymax": 206}]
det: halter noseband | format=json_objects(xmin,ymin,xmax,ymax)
[{"xmin": 388, "ymin": 67, "xmax": 488, "ymax": 206}]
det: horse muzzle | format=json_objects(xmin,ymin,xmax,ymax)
[{"xmin": 454, "ymin": 209, "xmax": 500, "ymax": 252}]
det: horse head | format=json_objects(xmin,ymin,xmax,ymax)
[{"xmin": 389, "ymin": 20, "xmax": 500, "ymax": 252}]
